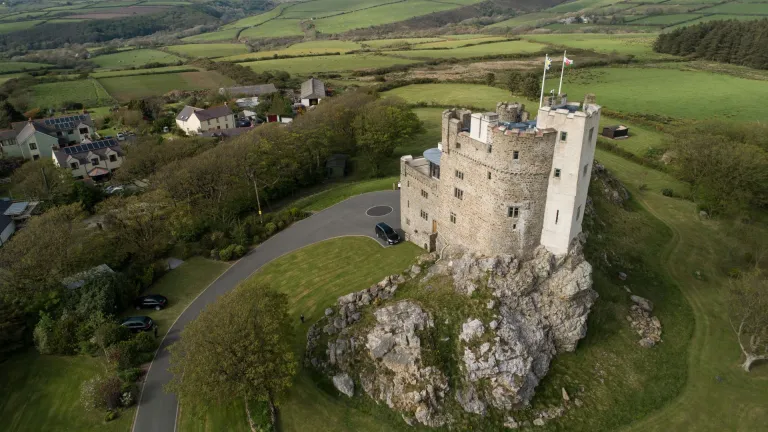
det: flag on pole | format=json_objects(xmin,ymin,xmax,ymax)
[
  {"xmin": 540, "ymin": 54, "xmax": 551, "ymax": 108},
  {"xmin": 563, "ymin": 56, "xmax": 573, "ymax": 66},
  {"xmin": 544, "ymin": 55, "xmax": 552, "ymax": 71},
  {"xmin": 557, "ymin": 51, "xmax": 571, "ymax": 96}
]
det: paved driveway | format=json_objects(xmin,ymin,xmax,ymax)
[{"xmin": 132, "ymin": 190, "xmax": 401, "ymax": 432}]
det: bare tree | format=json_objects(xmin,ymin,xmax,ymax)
[{"xmin": 728, "ymin": 271, "xmax": 768, "ymax": 372}]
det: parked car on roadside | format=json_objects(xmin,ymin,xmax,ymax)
[
  {"xmin": 116, "ymin": 132, "xmax": 125, "ymax": 141},
  {"xmin": 134, "ymin": 294, "xmax": 168, "ymax": 311},
  {"xmin": 375, "ymin": 222, "xmax": 400, "ymax": 245},
  {"xmin": 120, "ymin": 316, "xmax": 154, "ymax": 332}
]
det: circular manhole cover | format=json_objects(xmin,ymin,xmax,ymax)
[{"xmin": 366, "ymin": 205, "xmax": 393, "ymax": 217}]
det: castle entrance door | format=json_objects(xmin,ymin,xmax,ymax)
[{"xmin": 432, "ymin": 219, "xmax": 438, "ymax": 234}]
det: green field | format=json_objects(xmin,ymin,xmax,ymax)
[
  {"xmin": 385, "ymin": 83, "xmax": 522, "ymax": 109},
  {"xmin": 665, "ymin": 13, "xmax": 768, "ymax": 29},
  {"xmin": 489, "ymin": 12, "xmax": 559, "ymax": 28},
  {"xmin": 179, "ymin": 237, "xmax": 423, "ymax": 432},
  {"xmin": 182, "ymin": 28, "xmax": 241, "ymax": 42},
  {"xmin": 362, "ymin": 37, "xmax": 443, "ymax": 48},
  {"xmin": 239, "ymin": 18, "xmax": 303, "ymax": 38},
  {"xmin": 547, "ymin": 66, "xmax": 768, "ymax": 121},
  {"xmin": 386, "ymin": 40, "xmax": 546, "ymax": 59},
  {"xmin": 415, "ymin": 36, "xmax": 507, "ymax": 49},
  {"xmin": 166, "ymin": 43, "xmax": 249, "ymax": 58},
  {"xmin": 91, "ymin": 49, "xmax": 183, "ymax": 69},
  {"xmin": 242, "ymin": 53, "xmax": 418, "ymax": 74},
  {"xmin": 0, "ymin": 353, "xmax": 134, "ymax": 432},
  {"xmin": 219, "ymin": 40, "xmax": 361, "ymax": 62},
  {"xmin": 98, "ymin": 71, "xmax": 235, "ymax": 102},
  {"xmin": 546, "ymin": 0, "xmax": 623, "ymax": 12},
  {"xmin": 0, "ymin": 19, "xmax": 43, "ymax": 33},
  {"xmin": 523, "ymin": 33, "xmax": 669, "ymax": 60},
  {"xmin": 30, "ymin": 78, "xmax": 114, "ymax": 108},
  {"xmin": 701, "ymin": 2, "xmax": 768, "ymax": 13},
  {"xmin": 90, "ymin": 65, "xmax": 199, "ymax": 78},
  {"xmin": 312, "ymin": 0, "xmax": 461, "ymax": 34},
  {"xmin": 223, "ymin": 3, "xmax": 292, "ymax": 29},
  {"xmin": 0, "ymin": 61, "xmax": 50, "ymax": 73},
  {"xmin": 629, "ymin": 13, "xmax": 702, "ymax": 25}
]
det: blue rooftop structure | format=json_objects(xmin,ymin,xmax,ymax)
[
  {"xmin": 424, "ymin": 148, "xmax": 442, "ymax": 166},
  {"xmin": 500, "ymin": 120, "xmax": 537, "ymax": 130}
]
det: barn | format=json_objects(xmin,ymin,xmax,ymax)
[{"xmin": 602, "ymin": 125, "xmax": 629, "ymax": 139}]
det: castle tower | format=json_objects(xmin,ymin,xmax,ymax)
[{"xmin": 537, "ymin": 94, "xmax": 601, "ymax": 255}]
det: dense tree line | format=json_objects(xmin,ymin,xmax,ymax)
[
  {"xmin": 191, "ymin": 59, "xmax": 296, "ymax": 89},
  {"xmin": 0, "ymin": 7, "xmax": 220, "ymax": 54},
  {"xmin": 654, "ymin": 19, "xmax": 768, "ymax": 69}
]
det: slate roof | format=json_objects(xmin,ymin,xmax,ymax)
[
  {"xmin": 11, "ymin": 114, "xmax": 94, "ymax": 138},
  {"xmin": 176, "ymin": 105, "xmax": 198, "ymax": 121},
  {"xmin": 219, "ymin": 84, "xmax": 278, "ymax": 97},
  {"xmin": 195, "ymin": 105, "xmax": 232, "ymax": 121},
  {"xmin": 301, "ymin": 78, "xmax": 325, "ymax": 99},
  {"xmin": 53, "ymin": 138, "xmax": 123, "ymax": 166},
  {"xmin": 0, "ymin": 129, "xmax": 17, "ymax": 141}
]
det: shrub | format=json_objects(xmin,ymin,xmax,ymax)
[
  {"xmin": 106, "ymin": 340, "xmax": 138, "ymax": 371},
  {"xmin": 105, "ymin": 410, "xmax": 118, "ymax": 422},
  {"xmin": 210, "ymin": 249, "xmax": 219, "ymax": 260},
  {"xmin": 117, "ymin": 367, "xmax": 143, "ymax": 383},
  {"xmin": 218, "ymin": 244, "xmax": 234, "ymax": 261},
  {"xmin": 81, "ymin": 374, "xmax": 122, "ymax": 411},
  {"xmin": 233, "ymin": 245, "xmax": 246, "ymax": 258},
  {"xmin": 33, "ymin": 313, "xmax": 55, "ymax": 355},
  {"xmin": 34, "ymin": 312, "xmax": 78, "ymax": 355},
  {"xmin": 133, "ymin": 331, "xmax": 157, "ymax": 353},
  {"xmin": 661, "ymin": 188, "xmax": 675, "ymax": 197},
  {"xmin": 265, "ymin": 222, "xmax": 277, "ymax": 236},
  {"xmin": 95, "ymin": 322, "xmax": 131, "ymax": 352}
]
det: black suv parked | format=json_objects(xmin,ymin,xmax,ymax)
[
  {"xmin": 134, "ymin": 294, "xmax": 168, "ymax": 311},
  {"xmin": 375, "ymin": 222, "xmax": 400, "ymax": 245}
]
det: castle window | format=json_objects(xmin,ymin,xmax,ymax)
[
  {"xmin": 421, "ymin": 189, "xmax": 428, "ymax": 199},
  {"xmin": 583, "ymin": 164, "xmax": 589, "ymax": 177},
  {"xmin": 555, "ymin": 210, "xmax": 560, "ymax": 224},
  {"xmin": 513, "ymin": 151, "xmax": 519, "ymax": 160},
  {"xmin": 588, "ymin": 127, "xmax": 594, "ymax": 143},
  {"xmin": 560, "ymin": 131, "xmax": 568, "ymax": 142},
  {"xmin": 487, "ymin": 144, "xmax": 492, "ymax": 153},
  {"xmin": 577, "ymin": 205, "xmax": 582, "ymax": 220},
  {"xmin": 554, "ymin": 168, "xmax": 561, "ymax": 178},
  {"xmin": 420, "ymin": 210, "xmax": 428, "ymax": 220},
  {"xmin": 456, "ymin": 142, "xmax": 461, "ymax": 149},
  {"xmin": 512, "ymin": 223, "xmax": 517, "ymax": 230},
  {"xmin": 407, "ymin": 180, "xmax": 410, "ymax": 187},
  {"xmin": 455, "ymin": 170, "xmax": 464, "ymax": 180},
  {"xmin": 508, "ymin": 206, "xmax": 520, "ymax": 218},
  {"xmin": 407, "ymin": 200, "xmax": 410, "ymax": 208},
  {"xmin": 450, "ymin": 212, "xmax": 456, "ymax": 223},
  {"xmin": 487, "ymin": 171, "xmax": 491, "ymax": 180},
  {"xmin": 429, "ymin": 163, "xmax": 440, "ymax": 179},
  {"xmin": 453, "ymin": 188, "xmax": 464, "ymax": 200},
  {"xmin": 406, "ymin": 218, "xmax": 410, "ymax": 225}
]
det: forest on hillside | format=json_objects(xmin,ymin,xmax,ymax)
[{"xmin": 654, "ymin": 19, "xmax": 768, "ymax": 70}]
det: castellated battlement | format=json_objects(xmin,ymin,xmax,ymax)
[{"xmin": 401, "ymin": 94, "xmax": 601, "ymax": 258}]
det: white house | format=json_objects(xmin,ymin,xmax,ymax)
[
  {"xmin": 52, "ymin": 138, "xmax": 125, "ymax": 180},
  {"xmin": 175, "ymin": 105, "xmax": 235, "ymax": 136},
  {"xmin": 300, "ymin": 78, "xmax": 326, "ymax": 107},
  {"xmin": 0, "ymin": 199, "xmax": 16, "ymax": 246},
  {"xmin": 0, "ymin": 113, "xmax": 96, "ymax": 161}
]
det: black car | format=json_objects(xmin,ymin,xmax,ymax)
[
  {"xmin": 375, "ymin": 222, "xmax": 400, "ymax": 245},
  {"xmin": 121, "ymin": 316, "xmax": 154, "ymax": 333},
  {"xmin": 134, "ymin": 294, "xmax": 168, "ymax": 311}
]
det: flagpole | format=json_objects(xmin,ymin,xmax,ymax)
[
  {"xmin": 539, "ymin": 54, "xmax": 548, "ymax": 108},
  {"xmin": 558, "ymin": 49, "xmax": 566, "ymax": 96}
]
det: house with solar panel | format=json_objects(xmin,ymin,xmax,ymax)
[
  {"xmin": 52, "ymin": 138, "xmax": 124, "ymax": 181},
  {"xmin": 0, "ymin": 114, "xmax": 96, "ymax": 161},
  {"xmin": 175, "ymin": 104, "xmax": 235, "ymax": 136}
]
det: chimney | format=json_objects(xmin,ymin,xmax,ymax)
[{"xmin": 27, "ymin": 117, "xmax": 32, "ymax": 124}]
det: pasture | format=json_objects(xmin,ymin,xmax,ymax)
[
  {"xmin": 90, "ymin": 65, "xmax": 199, "ymax": 78},
  {"xmin": 312, "ymin": 0, "xmax": 461, "ymax": 34},
  {"xmin": 489, "ymin": 12, "xmax": 559, "ymax": 28},
  {"xmin": 222, "ymin": 3, "xmax": 292, "ymax": 29},
  {"xmin": 90, "ymin": 49, "xmax": 182, "ymax": 69},
  {"xmin": 385, "ymin": 40, "xmax": 546, "ymax": 59},
  {"xmin": 522, "ymin": 33, "xmax": 669, "ymax": 60},
  {"xmin": 98, "ymin": 71, "xmax": 234, "ymax": 102},
  {"xmin": 629, "ymin": 13, "xmax": 702, "ymax": 25},
  {"xmin": 29, "ymin": 78, "xmax": 114, "ymax": 108},
  {"xmin": 242, "ymin": 53, "xmax": 418, "ymax": 74},
  {"xmin": 239, "ymin": 18, "xmax": 303, "ymax": 39},
  {"xmin": 361, "ymin": 37, "xmax": 443, "ymax": 48},
  {"xmin": 547, "ymin": 66, "xmax": 768, "ymax": 121},
  {"xmin": 0, "ymin": 61, "xmax": 50, "ymax": 73},
  {"xmin": 384, "ymin": 83, "xmax": 522, "ymax": 108},
  {"xmin": 166, "ymin": 43, "xmax": 249, "ymax": 58},
  {"xmin": 0, "ymin": 20, "xmax": 43, "ymax": 33},
  {"xmin": 416, "ymin": 36, "xmax": 508, "ymax": 49},
  {"xmin": 218, "ymin": 40, "xmax": 360, "ymax": 62},
  {"xmin": 701, "ymin": 2, "xmax": 768, "ymax": 13},
  {"xmin": 182, "ymin": 28, "xmax": 241, "ymax": 42}
]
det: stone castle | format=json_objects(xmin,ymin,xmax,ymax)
[{"xmin": 400, "ymin": 94, "xmax": 601, "ymax": 257}]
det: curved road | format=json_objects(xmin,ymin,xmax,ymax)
[{"xmin": 132, "ymin": 191, "xmax": 402, "ymax": 432}]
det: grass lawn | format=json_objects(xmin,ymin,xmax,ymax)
[
  {"xmin": 243, "ymin": 53, "xmax": 419, "ymax": 74},
  {"xmin": 546, "ymin": 66, "xmax": 768, "ymax": 121},
  {"xmin": 415, "ymin": 36, "xmax": 508, "ymax": 49},
  {"xmin": 522, "ymin": 33, "xmax": 671, "ymax": 60},
  {"xmin": 384, "ymin": 83, "xmax": 528, "ymax": 109},
  {"xmin": 289, "ymin": 177, "xmax": 399, "ymax": 212},
  {"xmin": 0, "ymin": 61, "xmax": 51, "ymax": 73},
  {"xmin": 219, "ymin": 40, "xmax": 361, "ymax": 61},
  {"xmin": 166, "ymin": 43, "xmax": 249, "ymax": 58},
  {"xmin": 239, "ymin": 18, "xmax": 303, "ymax": 39},
  {"xmin": 0, "ymin": 19, "xmax": 43, "ymax": 33},
  {"xmin": 386, "ymin": 40, "xmax": 546, "ymax": 59},
  {"xmin": 98, "ymin": 71, "xmax": 235, "ymax": 102},
  {"xmin": 598, "ymin": 115, "xmax": 667, "ymax": 157},
  {"xmin": 182, "ymin": 28, "xmax": 241, "ymax": 42},
  {"xmin": 127, "ymin": 256, "xmax": 231, "ymax": 335},
  {"xmin": 178, "ymin": 237, "xmax": 423, "ymax": 431},
  {"xmin": 90, "ymin": 65, "xmax": 199, "ymax": 78},
  {"xmin": 0, "ymin": 353, "xmax": 135, "ymax": 432},
  {"xmin": 312, "ymin": 0, "xmax": 461, "ymax": 33},
  {"xmin": 91, "ymin": 49, "xmax": 183, "ymax": 69},
  {"xmin": 362, "ymin": 37, "xmax": 444, "ymax": 48},
  {"xmin": 30, "ymin": 78, "xmax": 115, "ymax": 108}
]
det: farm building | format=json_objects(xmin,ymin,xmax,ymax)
[
  {"xmin": 602, "ymin": 125, "xmax": 629, "ymax": 139},
  {"xmin": 300, "ymin": 78, "xmax": 326, "ymax": 107},
  {"xmin": 325, "ymin": 154, "xmax": 348, "ymax": 178}
]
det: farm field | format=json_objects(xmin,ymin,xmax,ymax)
[
  {"xmin": 0, "ymin": 61, "xmax": 50, "ymax": 73},
  {"xmin": 386, "ymin": 40, "xmax": 546, "ymax": 59},
  {"xmin": 666, "ymin": 13, "xmax": 768, "ymax": 29},
  {"xmin": 222, "ymin": 3, "xmax": 292, "ymax": 29},
  {"xmin": 489, "ymin": 12, "xmax": 559, "ymax": 28},
  {"xmin": 166, "ymin": 43, "xmax": 249, "ymax": 58},
  {"xmin": 629, "ymin": 13, "xmax": 702, "ymax": 25},
  {"xmin": 90, "ymin": 65, "xmax": 199, "ymax": 78},
  {"xmin": 218, "ymin": 40, "xmax": 360, "ymax": 61},
  {"xmin": 182, "ymin": 28, "xmax": 241, "ymax": 42},
  {"xmin": 242, "ymin": 53, "xmax": 419, "ymax": 74},
  {"xmin": 98, "ymin": 71, "xmax": 234, "ymax": 102},
  {"xmin": 90, "ymin": 49, "xmax": 182, "ymax": 69},
  {"xmin": 522, "ymin": 33, "xmax": 669, "ymax": 60},
  {"xmin": 0, "ymin": 19, "xmax": 43, "ymax": 33},
  {"xmin": 701, "ymin": 2, "xmax": 768, "ymax": 13},
  {"xmin": 416, "ymin": 36, "xmax": 508, "ymax": 49},
  {"xmin": 547, "ymin": 66, "xmax": 768, "ymax": 121},
  {"xmin": 385, "ymin": 83, "xmax": 532, "ymax": 108},
  {"xmin": 312, "ymin": 0, "xmax": 462, "ymax": 33},
  {"xmin": 30, "ymin": 78, "xmax": 114, "ymax": 108},
  {"xmin": 239, "ymin": 18, "xmax": 303, "ymax": 39},
  {"xmin": 362, "ymin": 37, "xmax": 443, "ymax": 48}
]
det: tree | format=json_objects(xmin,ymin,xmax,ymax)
[
  {"xmin": 256, "ymin": 93, "xmax": 294, "ymax": 117},
  {"xmin": 10, "ymin": 159, "xmax": 75, "ymax": 203},
  {"xmin": 353, "ymin": 98, "xmax": 423, "ymax": 176},
  {"xmin": 505, "ymin": 70, "xmax": 523, "ymax": 94},
  {"xmin": 728, "ymin": 271, "xmax": 768, "ymax": 372},
  {"xmin": 0, "ymin": 298, "xmax": 27, "ymax": 360},
  {"xmin": 485, "ymin": 72, "xmax": 496, "ymax": 87},
  {"xmin": 167, "ymin": 284, "xmax": 297, "ymax": 429}
]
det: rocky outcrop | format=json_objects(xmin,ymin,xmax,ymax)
[
  {"xmin": 591, "ymin": 162, "xmax": 629, "ymax": 207},
  {"xmin": 307, "ymin": 242, "xmax": 597, "ymax": 428},
  {"xmin": 627, "ymin": 297, "xmax": 662, "ymax": 348}
]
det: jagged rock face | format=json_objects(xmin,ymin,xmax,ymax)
[{"xmin": 307, "ymin": 244, "xmax": 597, "ymax": 428}]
